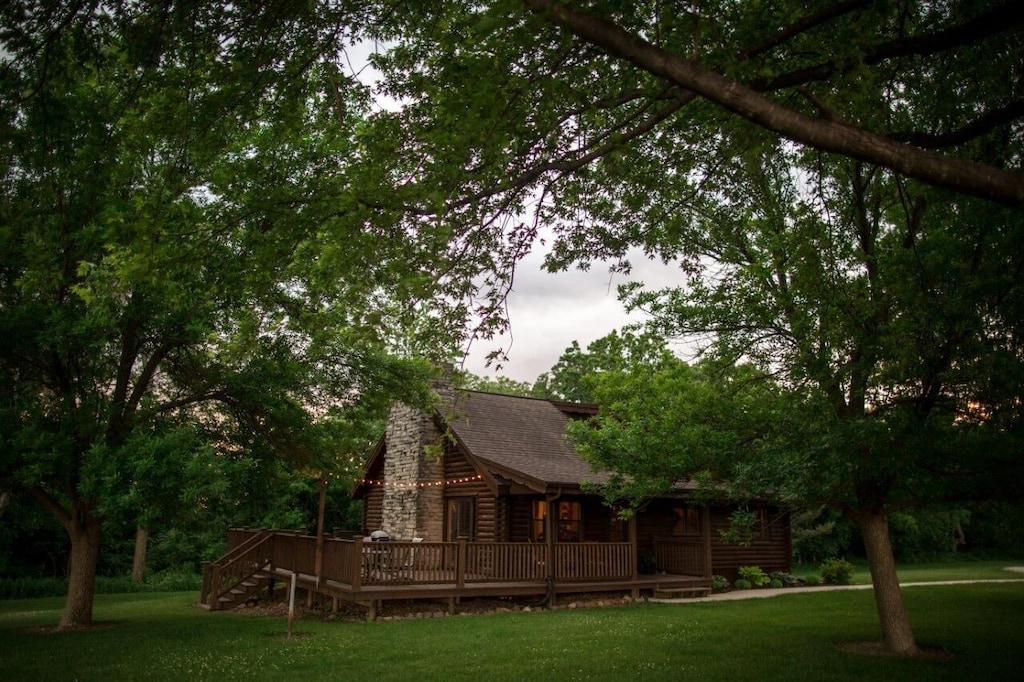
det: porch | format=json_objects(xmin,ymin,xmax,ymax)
[{"xmin": 200, "ymin": 529, "xmax": 712, "ymax": 618}]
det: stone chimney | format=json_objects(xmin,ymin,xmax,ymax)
[{"xmin": 380, "ymin": 401, "xmax": 445, "ymax": 540}]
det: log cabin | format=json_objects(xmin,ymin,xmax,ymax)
[{"xmin": 200, "ymin": 388, "xmax": 791, "ymax": 617}]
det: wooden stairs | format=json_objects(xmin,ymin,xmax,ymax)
[
  {"xmin": 206, "ymin": 573, "xmax": 271, "ymax": 611},
  {"xmin": 651, "ymin": 585, "xmax": 712, "ymax": 599},
  {"xmin": 199, "ymin": 531, "xmax": 275, "ymax": 611}
]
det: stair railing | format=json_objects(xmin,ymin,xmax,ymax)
[{"xmin": 201, "ymin": 532, "xmax": 275, "ymax": 608}]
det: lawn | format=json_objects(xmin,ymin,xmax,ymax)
[
  {"xmin": 2, "ymin": 581, "xmax": 1024, "ymax": 681},
  {"xmin": 791, "ymin": 559, "xmax": 1024, "ymax": 585}
]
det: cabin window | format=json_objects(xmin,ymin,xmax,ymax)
[
  {"xmin": 673, "ymin": 507, "xmax": 701, "ymax": 536},
  {"xmin": 446, "ymin": 497, "xmax": 475, "ymax": 541},
  {"xmin": 530, "ymin": 500, "xmax": 547, "ymax": 541},
  {"xmin": 531, "ymin": 500, "xmax": 582, "ymax": 542},
  {"xmin": 557, "ymin": 501, "xmax": 582, "ymax": 541}
]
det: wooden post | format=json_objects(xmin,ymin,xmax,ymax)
[
  {"xmin": 456, "ymin": 538, "xmax": 467, "ymax": 591},
  {"xmin": 352, "ymin": 536, "xmax": 364, "ymax": 592},
  {"xmin": 628, "ymin": 515, "xmax": 639, "ymax": 600},
  {"xmin": 210, "ymin": 565, "xmax": 222, "ymax": 609},
  {"xmin": 200, "ymin": 562, "xmax": 211, "ymax": 605},
  {"xmin": 545, "ymin": 495, "xmax": 556, "ymax": 604},
  {"xmin": 287, "ymin": 572, "xmax": 297, "ymax": 639},
  {"xmin": 702, "ymin": 506, "xmax": 713, "ymax": 580}
]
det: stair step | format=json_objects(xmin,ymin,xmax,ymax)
[{"xmin": 652, "ymin": 587, "xmax": 712, "ymax": 599}]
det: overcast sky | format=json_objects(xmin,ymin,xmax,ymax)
[{"xmin": 459, "ymin": 243, "xmax": 684, "ymax": 384}]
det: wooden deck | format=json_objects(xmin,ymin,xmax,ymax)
[{"xmin": 200, "ymin": 529, "xmax": 711, "ymax": 617}]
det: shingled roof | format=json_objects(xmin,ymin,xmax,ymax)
[{"xmin": 438, "ymin": 389, "xmax": 610, "ymax": 491}]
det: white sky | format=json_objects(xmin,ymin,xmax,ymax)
[{"xmin": 460, "ymin": 244, "xmax": 684, "ymax": 384}]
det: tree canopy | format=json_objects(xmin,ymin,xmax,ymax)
[
  {"xmin": 0, "ymin": 1, "xmax": 462, "ymax": 629},
  {"xmin": 353, "ymin": 0, "xmax": 1024, "ymax": 655}
]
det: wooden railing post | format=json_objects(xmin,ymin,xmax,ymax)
[
  {"xmin": 352, "ymin": 536, "xmax": 363, "ymax": 591},
  {"xmin": 456, "ymin": 539, "xmax": 467, "ymax": 590},
  {"xmin": 209, "ymin": 567, "xmax": 222, "ymax": 610},
  {"xmin": 702, "ymin": 506, "xmax": 713, "ymax": 580},
  {"xmin": 628, "ymin": 515, "xmax": 639, "ymax": 600},
  {"xmin": 200, "ymin": 562, "xmax": 211, "ymax": 605}
]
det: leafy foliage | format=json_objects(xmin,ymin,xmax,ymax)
[
  {"xmin": 532, "ymin": 329, "xmax": 676, "ymax": 402},
  {"xmin": 819, "ymin": 559, "xmax": 855, "ymax": 586},
  {"xmin": 737, "ymin": 565, "xmax": 769, "ymax": 587},
  {"xmin": 0, "ymin": 2, "xmax": 472, "ymax": 627}
]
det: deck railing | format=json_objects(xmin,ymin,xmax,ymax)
[
  {"xmin": 652, "ymin": 537, "xmax": 707, "ymax": 577},
  {"xmin": 555, "ymin": 542, "xmax": 633, "ymax": 581},
  {"xmin": 222, "ymin": 530, "xmax": 663, "ymax": 590}
]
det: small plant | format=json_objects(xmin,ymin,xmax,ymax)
[
  {"xmin": 819, "ymin": 558, "xmax": 855, "ymax": 585},
  {"xmin": 737, "ymin": 565, "xmax": 769, "ymax": 587},
  {"xmin": 769, "ymin": 578, "xmax": 783, "ymax": 588},
  {"xmin": 769, "ymin": 571, "xmax": 799, "ymax": 587},
  {"xmin": 734, "ymin": 578, "xmax": 753, "ymax": 589},
  {"xmin": 711, "ymin": 574, "xmax": 730, "ymax": 591},
  {"xmin": 803, "ymin": 574, "xmax": 821, "ymax": 586},
  {"xmin": 638, "ymin": 550, "xmax": 657, "ymax": 575}
]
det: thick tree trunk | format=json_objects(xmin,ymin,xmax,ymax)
[
  {"xmin": 131, "ymin": 526, "xmax": 148, "ymax": 583},
  {"xmin": 59, "ymin": 509, "xmax": 102, "ymax": 630},
  {"xmin": 857, "ymin": 509, "xmax": 918, "ymax": 655}
]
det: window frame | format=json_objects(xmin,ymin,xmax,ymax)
[{"xmin": 446, "ymin": 496, "xmax": 476, "ymax": 542}]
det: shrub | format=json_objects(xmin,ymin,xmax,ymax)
[
  {"xmin": 0, "ymin": 569, "xmax": 202, "ymax": 600},
  {"xmin": 769, "ymin": 571, "xmax": 799, "ymax": 587},
  {"xmin": 819, "ymin": 558, "xmax": 855, "ymax": 585},
  {"xmin": 769, "ymin": 579, "xmax": 783, "ymax": 588},
  {"xmin": 737, "ymin": 565, "xmax": 769, "ymax": 587},
  {"xmin": 711, "ymin": 574, "xmax": 730, "ymax": 591},
  {"xmin": 638, "ymin": 550, "xmax": 657, "ymax": 575},
  {"xmin": 734, "ymin": 578, "xmax": 753, "ymax": 590},
  {"xmin": 0, "ymin": 576, "xmax": 67, "ymax": 600},
  {"xmin": 803, "ymin": 574, "xmax": 822, "ymax": 586}
]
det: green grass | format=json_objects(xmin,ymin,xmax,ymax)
[
  {"xmin": 792, "ymin": 559, "xmax": 1024, "ymax": 585},
  {"xmin": 2, "ymin": 582, "xmax": 1024, "ymax": 681}
]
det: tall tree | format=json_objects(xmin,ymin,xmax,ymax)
[
  {"xmin": 355, "ymin": 1, "xmax": 1024, "ymax": 654},
  {"xmin": 0, "ymin": 2, "xmax": 454, "ymax": 629},
  {"xmin": 568, "ymin": 141, "xmax": 1024, "ymax": 654}
]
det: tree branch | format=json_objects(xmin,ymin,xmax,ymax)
[
  {"xmin": 892, "ymin": 98, "xmax": 1024, "ymax": 149},
  {"xmin": 522, "ymin": 0, "xmax": 1024, "ymax": 205},
  {"xmin": 739, "ymin": 0, "xmax": 875, "ymax": 60},
  {"xmin": 755, "ymin": 1, "xmax": 1024, "ymax": 91},
  {"xmin": 29, "ymin": 485, "xmax": 72, "ymax": 528}
]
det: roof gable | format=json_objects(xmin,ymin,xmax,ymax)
[{"xmin": 438, "ymin": 390, "xmax": 610, "ymax": 490}]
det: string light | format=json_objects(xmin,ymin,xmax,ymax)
[{"xmin": 359, "ymin": 474, "xmax": 484, "ymax": 488}]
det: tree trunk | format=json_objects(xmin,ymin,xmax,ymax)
[
  {"xmin": 131, "ymin": 526, "xmax": 148, "ymax": 583},
  {"xmin": 857, "ymin": 509, "xmax": 918, "ymax": 655},
  {"xmin": 59, "ymin": 508, "xmax": 102, "ymax": 630},
  {"xmin": 314, "ymin": 478, "xmax": 327, "ymax": 586}
]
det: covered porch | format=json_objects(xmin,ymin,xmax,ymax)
[{"xmin": 200, "ymin": 528, "xmax": 712, "ymax": 618}]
